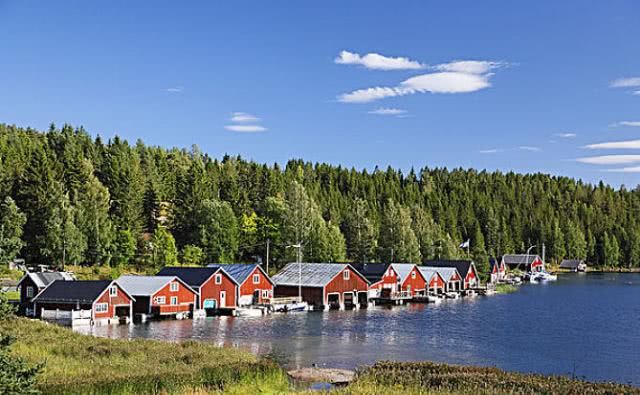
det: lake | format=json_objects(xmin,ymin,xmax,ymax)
[{"xmin": 80, "ymin": 273, "xmax": 640, "ymax": 386}]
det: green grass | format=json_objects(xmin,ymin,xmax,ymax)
[
  {"xmin": 2, "ymin": 290, "xmax": 19, "ymax": 301},
  {"xmin": 0, "ymin": 267, "xmax": 24, "ymax": 281},
  {"xmin": 494, "ymin": 284, "xmax": 518, "ymax": 294}
]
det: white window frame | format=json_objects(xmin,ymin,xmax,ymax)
[
  {"xmin": 170, "ymin": 296, "xmax": 178, "ymax": 305},
  {"xmin": 261, "ymin": 290, "xmax": 269, "ymax": 298},
  {"xmin": 343, "ymin": 270, "xmax": 350, "ymax": 280},
  {"xmin": 411, "ymin": 271, "xmax": 416, "ymax": 279},
  {"xmin": 95, "ymin": 303, "xmax": 109, "ymax": 313},
  {"xmin": 155, "ymin": 296, "xmax": 166, "ymax": 305},
  {"xmin": 26, "ymin": 286, "xmax": 34, "ymax": 298},
  {"xmin": 253, "ymin": 274, "xmax": 260, "ymax": 284},
  {"xmin": 215, "ymin": 274, "xmax": 222, "ymax": 284},
  {"xmin": 170, "ymin": 282, "xmax": 179, "ymax": 292},
  {"xmin": 109, "ymin": 286, "xmax": 118, "ymax": 297}
]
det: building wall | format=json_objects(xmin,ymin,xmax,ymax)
[
  {"xmin": 274, "ymin": 285, "xmax": 323, "ymax": 306},
  {"xmin": 464, "ymin": 266, "xmax": 478, "ymax": 288},
  {"xmin": 151, "ymin": 280, "xmax": 196, "ymax": 314},
  {"xmin": 18, "ymin": 277, "xmax": 39, "ymax": 315},
  {"xmin": 239, "ymin": 267, "xmax": 273, "ymax": 304},
  {"xmin": 94, "ymin": 283, "xmax": 132, "ymax": 319},
  {"xmin": 401, "ymin": 266, "xmax": 427, "ymax": 296},
  {"xmin": 428, "ymin": 274, "xmax": 445, "ymax": 291},
  {"xmin": 200, "ymin": 270, "xmax": 237, "ymax": 309},
  {"xmin": 370, "ymin": 267, "xmax": 398, "ymax": 290},
  {"xmin": 325, "ymin": 267, "xmax": 369, "ymax": 304}
]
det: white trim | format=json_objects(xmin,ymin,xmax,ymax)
[
  {"xmin": 215, "ymin": 274, "xmax": 222, "ymax": 285},
  {"xmin": 155, "ymin": 296, "xmax": 166, "ymax": 304},
  {"xmin": 170, "ymin": 296, "xmax": 178, "ymax": 305},
  {"xmin": 95, "ymin": 303, "xmax": 109, "ymax": 313},
  {"xmin": 109, "ymin": 285, "xmax": 118, "ymax": 297},
  {"xmin": 252, "ymin": 273, "xmax": 260, "ymax": 284},
  {"xmin": 343, "ymin": 270, "xmax": 350, "ymax": 280},
  {"xmin": 170, "ymin": 282, "xmax": 179, "ymax": 292}
]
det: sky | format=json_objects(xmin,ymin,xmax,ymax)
[{"xmin": 1, "ymin": 1, "xmax": 639, "ymax": 187}]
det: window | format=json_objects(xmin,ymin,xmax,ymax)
[
  {"xmin": 155, "ymin": 296, "xmax": 166, "ymax": 304},
  {"xmin": 343, "ymin": 270, "xmax": 350, "ymax": 280},
  {"xmin": 411, "ymin": 271, "xmax": 416, "ymax": 279},
  {"xmin": 253, "ymin": 274, "xmax": 260, "ymax": 284},
  {"xmin": 262, "ymin": 290, "xmax": 269, "ymax": 298},
  {"xmin": 109, "ymin": 286, "xmax": 118, "ymax": 297},
  {"xmin": 215, "ymin": 274, "xmax": 222, "ymax": 284},
  {"xmin": 26, "ymin": 286, "xmax": 34, "ymax": 298},
  {"xmin": 170, "ymin": 282, "xmax": 179, "ymax": 292},
  {"xmin": 170, "ymin": 296, "xmax": 178, "ymax": 305},
  {"xmin": 95, "ymin": 303, "xmax": 108, "ymax": 313}
]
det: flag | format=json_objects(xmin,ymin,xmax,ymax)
[{"xmin": 459, "ymin": 239, "xmax": 470, "ymax": 249}]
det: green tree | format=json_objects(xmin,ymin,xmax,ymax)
[
  {"xmin": 0, "ymin": 333, "xmax": 41, "ymax": 394},
  {"xmin": 379, "ymin": 200, "xmax": 420, "ymax": 263},
  {"xmin": 471, "ymin": 223, "xmax": 489, "ymax": 273},
  {"xmin": 603, "ymin": 232, "xmax": 620, "ymax": 267},
  {"xmin": 181, "ymin": 244, "xmax": 205, "ymax": 266},
  {"xmin": 151, "ymin": 227, "xmax": 178, "ymax": 267},
  {"xmin": 0, "ymin": 197, "xmax": 26, "ymax": 265},
  {"xmin": 550, "ymin": 220, "xmax": 566, "ymax": 263},
  {"xmin": 344, "ymin": 199, "xmax": 377, "ymax": 263},
  {"xmin": 566, "ymin": 222, "xmax": 587, "ymax": 260},
  {"xmin": 111, "ymin": 229, "xmax": 136, "ymax": 266},
  {"xmin": 197, "ymin": 200, "xmax": 239, "ymax": 263}
]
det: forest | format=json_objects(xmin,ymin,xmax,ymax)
[{"xmin": 0, "ymin": 122, "xmax": 639, "ymax": 274}]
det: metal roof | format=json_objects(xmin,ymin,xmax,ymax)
[
  {"xmin": 272, "ymin": 263, "xmax": 367, "ymax": 287},
  {"xmin": 502, "ymin": 254, "xmax": 541, "ymax": 265},
  {"xmin": 560, "ymin": 259, "xmax": 585, "ymax": 269},
  {"xmin": 18, "ymin": 272, "xmax": 75, "ymax": 289},
  {"xmin": 33, "ymin": 280, "xmax": 112, "ymax": 304},
  {"xmin": 117, "ymin": 275, "xmax": 189, "ymax": 296},
  {"xmin": 213, "ymin": 264, "xmax": 267, "ymax": 286},
  {"xmin": 389, "ymin": 263, "xmax": 418, "ymax": 283},
  {"xmin": 423, "ymin": 260, "xmax": 474, "ymax": 277},
  {"xmin": 418, "ymin": 267, "xmax": 440, "ymax": 283},
  {"xmin": 157, "ymin": 267, "xmax": 220, "ymax": 287}
]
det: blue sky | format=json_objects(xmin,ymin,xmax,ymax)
[{"xmin": 1, "ymin": 1, "xmax": 639, "ymax": 187}]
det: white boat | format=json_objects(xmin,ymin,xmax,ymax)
[
  {"xmin": 273, "ymin": 301, "xmax": 308, "ymax": 312},
  {"xmin": 235, "ymin": 306, "xmax": 268, "ymax": 317},
  {"xmin": 444, "ymin": 292, "xmax": 459, "ymax": 299},
  {"xmin": 529, "ymin": 271, "xmax": 558, "ymax": 282},
  {"xmin": 426, "ymin": 294, "xmax": 443, "ymax": 304}
]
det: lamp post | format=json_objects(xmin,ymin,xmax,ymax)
[{"xmin": 525, "ymin": 244, "xmax": 536, "ymax": 272}]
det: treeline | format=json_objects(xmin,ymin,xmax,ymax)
[{"xmin": 0, "ymin": 123, "xmax": 639, "ymax": 273}]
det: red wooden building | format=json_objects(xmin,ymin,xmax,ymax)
[
  {"xmin": 490, "ymin": 257, "xmax": 507, "ymax": 283},
  {"xmin": 157, "ymin": 266, "xmax": 239, "ymax": 311},
  {"xmin": 215, "ymin": 264, "xmax": 274, "ymax": 306},
  {"xmin": 389, "ymin": 263, "xmax": 427, "ymax": 297},
  {"xmin": 31, "ymin": 280, "xmax": 134, "ymax": 325},
  {"xmin": 272, "ymin": 263, "xmax": 369, "ymax": 310},
  {"xmin": 501, "ymin": 254, "xmax": 545, "ymax": 273},
  {"xmin": 424, "ymin": 260, "xmax": 480, "ymax": 289},
  {"xmin": 117, "ymin": 275, "xmax": 197, "ymax": 318},
  {"xmin": 418, "ymin": 267, "xmax": 447, "ymax": 294}
]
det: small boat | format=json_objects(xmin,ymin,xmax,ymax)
[
  {"xmin": 274, "ymin": 301, "xmax": 309, "ymax": 313},
  {"xmin": 426, "ymin": 294, "xmax": 443, "ymax": 304},
  {"xmin": 444, "ymin": 292, "xmax": 459, "ymax": 299},
  {"xmin": 235, "ymin": 306, "xmax": 269, "ymax": 317},
  {"xmin": 529, "ymin": 271, "xmax": 558, "ymax": 282}
]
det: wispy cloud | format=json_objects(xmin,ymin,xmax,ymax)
[
  {"xmin": 609, "ymin": 121, "xmax": 640, "ymax": 128},
  {"xmin": 368, "ymin": 108, "xmax": 407, "ymax": 116},
  {"xmin": 610, "ymin": 77, "xmax": 640, "ymax": 88},
  {"xmin": 519, "ymin": 146, "xmax": 541, "ymax": 152},
  {"xmin": 335, "ymin": 50, "xmax": 425, "ymax": 71},
  {"xmin": 479, "ymin": 148, "xmax": 501, "ymax": 154},
  {"xmin": 230, "ymin": 112, "xmax": 260, "ymax": 123},
  {"xmin": 224, "ymin": 125, "xmax": 267, "ymax": 133},
  {"xmin": 555, "ymin": 132, "xmax": 577, "ymax": 138},
  {"xmin": 605, "ymin": 166, "xmax": 640, "ymax": 173},
  {"xmin": 583, "ymin": 139, "xmax": 640, "ymax": 149},
  {"xmin": 576, "ymin": 155, "xmax": 640, "ymax": 165},
  {"xmin": 225, "ymin": 111, "xmax": 267, "ymax": 133},
  {"xmin": 431, "ymin": 60, "xmax": 508, "ymax": 74},
  {"xmin": 165, "ymin": 87, "xmax": 183, "ymax": 93}
]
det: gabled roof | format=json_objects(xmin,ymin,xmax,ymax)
[
  {"xmin": 489, "ymin": 258, "xmax": 504, "ymax": 271},
  {"xmin": 33, "ymin": 280, "xmax": 113, "ymax": 304},
  {"xmin": 117, "ymin": 275, "xmax": 195, "ymax": 296},
  {"xmin": 418, "ymin": 267, "xmax": 439, "ymax": 283},
  {"xmin": 560, "ymin": 259, "xmax": 585, "ymax": 269},
  {"xmin": 157, "ymin": 267, "xmax": 222, "ymax": 287},
  {"xmin": 501, "ymin": 254, "xmax": 542, "ymax": 265},
  {"xmin": 349, "ymin": 263, "xmax": 390, "ymax": 283},
  {"xmin": 210, "ymin": 264, "xmax": 273, "ymax": 286},
  {"xmin": 423, "ymin": 260, "xmax": 474, "ymax": 277},
  {"xmin": 272, "ymin": 263, "xmax": 369, "ymax": 287},
  {"xmin": 422, "ymin": 266, "xmax": 459, "ymax": 282},
  {"xmin": 17, "ymin": 272, "xmax": 75, "ymax": 289},
  {"xmin": 389, "ymin": 263, "xmax": 418, "ymax": 283}
]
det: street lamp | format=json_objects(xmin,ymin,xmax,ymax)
[{"xmin": 525, "ymin": 245, "xmax": 536, "ymax": 272}]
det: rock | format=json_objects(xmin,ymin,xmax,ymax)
[{"xmin": 287, "ymin": 367, "xmax": 355, "ymax": 384}]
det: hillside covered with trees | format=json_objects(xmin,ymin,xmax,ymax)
[{"xmin": 1, "ymin": 123, "xmax": 639, "ymax": 273}]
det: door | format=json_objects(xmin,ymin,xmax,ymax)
[{"xmin": 220, "ymin": 291, "xmax": 226, "ymax": 308}]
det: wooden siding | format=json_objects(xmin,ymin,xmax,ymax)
[
  {"xmin": 94, "ymin": 283, "xmax": 132, "ymax": 319},
  {"xmin": 275, "ymin": 285, "xmax": 323, "ymax": 306},
  {"xmin": 324, "ymin": 267, "xmax": 368, "ymax": 304},
  {"xmin": 401, "ymin": 266, "xmax": 427, "ymax": 296},
  {"xmin": 151, "ymin": 280, "xmax": 196, "ymax": 314},
  {"xmin": 428, "ymin": 273, "xmax": 445, "ymax": 290},
  {"xmin": 200, "ymin": 270, "xmax": 237, "ymax": 309},
  {"xmin": 239, "ymin": 267, "xmax": 273, "ymax": 304},
  {"xmin": 370, "ymin": 267, "xmax": 398, "ymax": 290}
]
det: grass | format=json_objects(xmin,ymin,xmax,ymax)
[
  {"xmin": 63, "ymin": 264, "xmax": 151, "ymax": 281},
  {"xmin": 494, "ymin": 283, "xmax": 518, "ymax": 294},
  {"xmin": 2, "ymin": 290, "xmax": 19, "ymax": 301},
  {"xmin": 0, "ymin": 266, "xmax": 24, "ymax": 281}
]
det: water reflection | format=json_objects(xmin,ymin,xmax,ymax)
[{"xmin": 81, "ymin": 274, "xmax": 640, "ymax": 386}]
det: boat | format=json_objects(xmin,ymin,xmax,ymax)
[
  {"xmin": 529, "ymin": 271, "xmax": 558, "ymax": 282},
  {"xmin": 273, "ymin": 301, "xmax": 309, "ymax": 312},
  {"xmin": 426, "ymin": 294, "xmax": 443, "ymax": 304},
  {"xmin": 444, "ymin": 292, "xmax": 460, "ymax": 299},
  {"xmin": 235, "ymin": 306, "xmax": 269, "ymax": 317}
]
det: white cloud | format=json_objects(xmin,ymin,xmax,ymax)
[
  {"xmin": 605, "ymin": 166, "xmax": 640, "ymax": 173},
  {"xmin": 609, "ymin": 121, "xmax": 640, "ymax": 127},
  {"xmin": 338, "ymin": 71, "xmax": 491, "ymax": 103},
  {"xmin": 519, "ymin": 146, "xmax": 541, "ymax": 152},
  {"xmin": 368, "ymin": 108, "xmax": 407, "ymax": 116},
  {"xmin": 583, "ymin": 139, "xmax": 640, "ymax": 149},
  {"xmin": 335, "ymin": 50, "xmax": 425, "ymax": 71},
  {"xmin": 576, "ymin": 155, "xmax": 640, "ymax": 165},
  {"xmin": 634, "ymin": 90, "xmax": 640, "ymax": 96},
  {"xmin": 479, "ymin": 149, "xmax": 501, "ymax": 154},
  {"xmin": 231, "ymin": 112, "xmax": 260, "ymax": 123},
  {"xmin": 432, "ymin": 60, "xmax": 507, "ymax": 74},
  {"xmin": 165, "ymin": 87, "xmax": 183, "ymax": 93},
  {"xmin": 610, "ymin": 77, "xmax": 640, "ymax": 88},
  {"xmin": 224, "ymin": 125, "xmax": 267, "ymax": 133},
  {"xmin": 555, "ymin": 132, "xmax": 577, "ymax": 138}
]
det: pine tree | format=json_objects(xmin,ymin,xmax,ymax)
[
  {"xmin": 344, "ymin": 199, "xmax": 376, "ymax": 263},
  {"xmin": 379, "ymin": 200, "xmax": 420, "ymax": 263},
  {"xmin": 181, "ymin": 245, "xmax": 205, "ymax": 266},
  {"xmin": 197, "ymin": 199, "xmax": 239, "ymax": 263},
  {"xmin": 151, "ymin": 227, "xmax": 178, "ymax": 268},
  {"xmin": 0, "ymin": 197, "xmax": 26, "ymax": 265}
]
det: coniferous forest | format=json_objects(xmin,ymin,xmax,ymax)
[{"xmin": 1, "ymin": 123, "xmax": 639, "ymax": 273}]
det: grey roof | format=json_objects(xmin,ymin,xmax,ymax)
[
  {"xmin": 211, "ymin": 264, "xmax": 271, "ymax": 286},
  {"xmin": 502, "ymin": 254, "xmax": 542, "ymax": 265},
  {"xmin": 423, "ymin": 260, "xmax": 475, "ymax": 277},
  {"xmin": 17, "ymin": 272, "xmax": 75, "ymax": 289},
  {"xmin": 560, "ymin": 259, "xmax": 585, "ymax": 269},
  {"xmin": 390, "ymin": 263, "xmax": 417, "ymax": 283},
  {"xmin": 117, "ymin": 275, "xmax": 192, "ymax": 296},
  {"xmin": 272, "ymin": 263, "xmax": 368, "ymax": 287},
  {"xmin": 33, "ymin": 280, "xmax": 112, "ymax": 304},
  {"xmin": 418, "ymin": 267, "xmax": 439, "ymax": 282},
  {"xmin": 422, "ymin": 266, "xmax": 459, "ymax": 282}
]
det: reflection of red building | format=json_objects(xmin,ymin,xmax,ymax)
[{"xmin": 117, "ymin": 275, "xmax": 196, "ymax": 318}]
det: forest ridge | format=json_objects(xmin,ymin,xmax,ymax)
[{"xmin": 0, "ymin": 123, "xmax": 637, "ymax": 273}]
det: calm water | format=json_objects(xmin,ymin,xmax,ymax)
[{"xmin": 80, "ymin": 273, "xmax": 640, "ymax": 386}]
